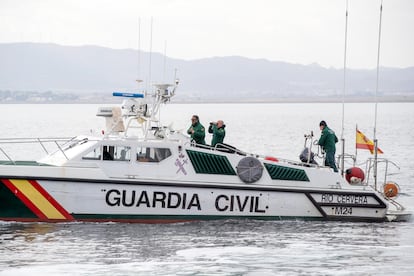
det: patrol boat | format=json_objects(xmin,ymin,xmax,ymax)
[{"xmin": 0, "ymin": 82, "xmax": 411, "ymax": 223}]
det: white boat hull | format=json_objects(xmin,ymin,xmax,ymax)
[{"xmin": 0, "ymin": 177, "xmax": 389, "ymax": 222}]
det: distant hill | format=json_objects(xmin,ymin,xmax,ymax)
[{"xmin": 0, "ymin": 43, "xmax": 413, "ymax": 102}]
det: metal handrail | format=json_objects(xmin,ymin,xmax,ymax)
[
  {"xmin": 0, "ymin": 147, "xmax": 16, "ymax": 164},
  {"xmin": 365, "ymin": 157, "xmax": 400, "ymax": 190},
  {"xmin": 0, "ymin": 137, "xmax": 90, "ymax": 163}
]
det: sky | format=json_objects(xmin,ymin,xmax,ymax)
[{"xmin": 1, "ymin": 0, "xmax": 413, "ymax": 69}]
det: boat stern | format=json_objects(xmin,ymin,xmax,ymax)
[{"xmin": 386, "ymin": 210, "xmax": 412, "ymax": 222}]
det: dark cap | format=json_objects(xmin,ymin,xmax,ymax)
[{"xmin": 319, "ymin": 120, "xmax": 327, "ymax": 127}]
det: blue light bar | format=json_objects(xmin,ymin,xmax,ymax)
[{"xmin": 113, "ymin": 92, "xmax": 144, "ymax": 98}]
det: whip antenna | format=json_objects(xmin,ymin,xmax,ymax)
[
  {"xmin": 163, "ymin": 40, "xmax": 167, "ymax": 82},
  {"xmin": 341, "ymin": 0, "xmax": 349, "ymax": 140},
  {"xmin": 373, "ymin": 0, "xmax": 384, "ymax": 190},
  {"xmin": 136, "ymin": 17, "xmax": 143, "ymax": 87},
  {"xmin": 340, "ymin": 0, "xmax": 349, "ymax": 175},
  {"xmin": 148, "ymin": 17, "xmax": 153, "ymax": 91},
  {"xmin": 374, "ymin": 0, "xmax": 383, "ymax": 141}
]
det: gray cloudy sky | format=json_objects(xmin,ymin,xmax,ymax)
[{"xmin": 1, "ymin": 0, "xmax": 413, "ymax": 69}]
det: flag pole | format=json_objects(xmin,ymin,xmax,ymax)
[
  {"xmin": 340, "ymin": 0, "xmax": 349, "ymax": 176},
  {"xmin": 354, "ymin": 125, "xmax": 358, "ymax": 166},
  {"xmin": 373, "ymin": 0, "xmax": 383, "ymax": 191}
]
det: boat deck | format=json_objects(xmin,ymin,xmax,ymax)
[{"xmin": 0, "ymin": 161, "xmax": 51, "ymax": 166}]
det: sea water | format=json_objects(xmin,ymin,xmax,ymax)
[{"xmin": 0, "ymin": 102, "xmax": 413, "ymax": 275}]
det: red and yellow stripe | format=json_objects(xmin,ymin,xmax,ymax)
[{"xmin": 2, "ymin": 179, "xmax": 73, "ymax": 221}]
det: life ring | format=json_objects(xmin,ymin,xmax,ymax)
[
  {"xmin": 236, "ymin": 157, "xmax": 263, "ymax": 184},
  {"xmin": 383, "ymin": 181, "xmax": 400, "ymax": 199}
]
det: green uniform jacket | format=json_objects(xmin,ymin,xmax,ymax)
[
  {"xmin": 208, "ymin": 124, "xmax": 226, "ymax": 146},
  {"xmin": 187, "ymin": 122, "xmax": 206, "ymax": 144},
  {"xmin": 318, "ymin": 126, "xmax": 338, "ymax": 153}
]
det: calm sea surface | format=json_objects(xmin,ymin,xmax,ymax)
[{"xmin": 0, "ymin": 102, "xmax": 413, "ymax": 275}]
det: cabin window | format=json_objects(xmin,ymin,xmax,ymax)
[
  {"xmin": 136, "ymin": 147, "xmax": 171, "ymax": 162},
  {"xmin": 114, "ymin": 146, "xmax": 131, "ymax": 161},
  {"xmin": 82, "ymin": 146, "xmax": 101, "ymax": 160},
  {"xmin": 82, "ymin": 145, "xmax": 131, "ymax": 161},
  {"xmin": 103, "ymin": 145, "xmax": 131, "ymax": 161}
]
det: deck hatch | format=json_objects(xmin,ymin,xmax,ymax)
[
  {"xmin": 264, "ymin": 163, "xmax": 310, "ymax": 181},
  {"xmin": 186, "ymin": 150, "xmax": 236, "ymax": 175}
]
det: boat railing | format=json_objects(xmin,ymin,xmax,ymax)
[
  {"xmin": 364, "ymin": 157, "xmax": 400, "ymax": 188},
  {"xmin": 385, "ymin": 196, "xmax": 406, "ymax": 212},
  {"xmin": 212, "ymin": 143, "xmax": 247, "ymax": 155},
  {"xmin": 187, "ymin": 141, "xmax": 248, "ymax": 156},
  {"xmin": 0, "ymin": 147, "xmax": 15, "ymax": 164},
  {"xmin": 336, "ymin": 152, "xmax": 357, "ymax": 176},
  {"xmin": 0, "ymin": 137, "xmax": 76, "ymax": 163},
  {"xmin": 337, "ymin": 153, "xmax": 356, "ymax": 167}
]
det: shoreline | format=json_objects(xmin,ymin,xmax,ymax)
[{"xmin": 1, "ymin": 95, "xmax": 413, "ymax": 104}]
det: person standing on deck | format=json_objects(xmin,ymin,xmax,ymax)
[
  {"xmin": 318, "ymin": 120, "xmax": 339, "ymax": 172},
  {"xmin": 187, "ymin": 115, "xmax": 206, "ymax": 145},
  {"xmin": 208, "ymin": 120, "xmax": 226, "ymax": 147}
]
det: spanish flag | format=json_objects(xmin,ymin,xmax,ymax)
[{"xmin": 356, "ymin": 129, "xmax": 384, "ymax": 154}]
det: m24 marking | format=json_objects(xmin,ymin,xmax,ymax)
[{"xmin": 332, "ymin": 206, "xmax": 353, "ymax": 215}]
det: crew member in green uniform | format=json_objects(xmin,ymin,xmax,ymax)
[
  {"xmin": 208, "ymin": 120, "xmax": 226, "ymax": 147},
  {"xmin": 187, "ymin": 115, "xmax": 206, "ymax": 145},
  {"xmin": 318, "ymin": 120, "xmax": 339, "ymax": 172}
]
